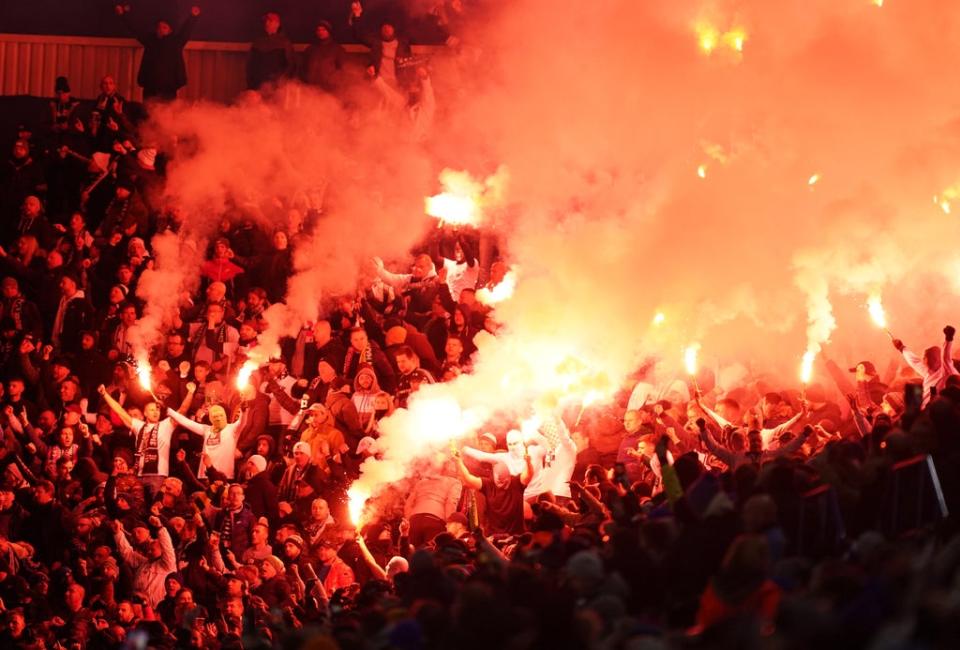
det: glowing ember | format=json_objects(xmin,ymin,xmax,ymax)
[
  {"xmin": 236, "ymin": 360, "xmax": 257, "ymax": 390},
  {"xmin": 697, "ymin": 164, "xmax": 707, "ymax": 179},
  {"xmin": 867, "ymin": 294, "xmax": 887, "ymax": 329},
  {"xmin": 684, "ymin": 344, "xmax": 700, "ymax": 376},
  {"xmin": 873, "ymin": 0, "xmax": 884, "ymax": 7},
  {"xmin": 476, "ymin": 267, "xmax": 518, "ymax": 305},
  {"xmin": 347, "ymin": 486, "xmax": 370, "ymax": 528},
  {"xmin": 652, "ymin": 311, "xmax": 666, "ymax": 326},
  {"xmin": 801, "ymin": 351, "xmax": 816, "ymax": 384},
  {"xmin": 808, "ymin": 173, "xmax": 821, "ymax": 186}
]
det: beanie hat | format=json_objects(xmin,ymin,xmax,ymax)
[
  {"xmin": 248, "ymin": 454, "xmax": 267, "ymax": 473},
  {"xmin": 284, "ymin": 534, "xmax": 305, "ymax": 550},
  {"xmin": 293, "ymin": 441, "xmax": 311, "ymax": 456},
  {"xmin": 263, "ymin": 555, "xmax": 285, "ymax": 574},
  {"xmin": 385, "ymin": 326, "xmax": 407, "ymax": 347}
]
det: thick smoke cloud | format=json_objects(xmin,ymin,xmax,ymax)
[
  {"xmin": 357, "ymin": 0, "xmax": 960, "ymax": 496},
  {"xmin": 139, "ymin": 1, "xmax": 960, "ymax": 499}
]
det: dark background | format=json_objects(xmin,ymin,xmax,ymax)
[{"xmin": 0, "ymin": 0, "xmax": 438, "ymax": 44}]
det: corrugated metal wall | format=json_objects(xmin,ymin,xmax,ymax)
[{"xmin": 0, "ymin": 34, "xmax": 441, "ymax": 104}]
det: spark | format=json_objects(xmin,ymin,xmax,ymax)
[
  {"xmin": 697, "ymin": 164, "xmax": 707, "ymax": 179},
  {"xmin": 652, "ymin": 312, "xmax": 666, "ymax": 326},
  {"xmin": 684, "ymin": 343, "xmax": 700, "ymax": 376}
]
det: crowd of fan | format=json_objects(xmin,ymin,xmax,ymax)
[{"xmin": 3, "ymin": 3, "xmax": 960, "ymax": 650}]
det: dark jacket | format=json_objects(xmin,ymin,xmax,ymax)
[
  {"xmin": 247, "ymin": 31, "xmax": 296, "ymax": 90},
  {"xmin": 57, "ymin": 292, "xmax": 96, "ymax": 355},
  {"xmin": 245, "ymin": 470, "xmax": 279, "ymax": 527},
  {"xmin": 302, "ymin": 37, "xmax": 346, "ymax": 91},
  {"xmin": 236, "ymin": 392, "xmax": 271, "ymax": 455},
  {"xmin": 123, "ymin": 13, "xmax": 197, "ymax": 93},
  {"xmin": 213, "ymin": 503, "xmax": 256, "ymax": 557}
]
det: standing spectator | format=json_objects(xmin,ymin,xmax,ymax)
[
  {"xmin": 365, "ymin": 21, "xmax": 412, "ymax": 90},
  {"xmin": 1, "ymin": 140, "xmax": 46, "ymax": 241},
  {"xmin": 247, "ymin": 12, "xmax": 296, "ymax": 91},
  {"xmin": 111, "ymin": 516, "xmax": 177, "ymax": 608},
  {"xmin": 302, "ymin": 21, "xmax": 346, "ymax": 93},
  {"xmin": 51, "ymin": 271, "xmax": 94, "ymax": 355},
  {"xmin": 115, "ymin": 4, "xmax": 201, "ymax": 101}
]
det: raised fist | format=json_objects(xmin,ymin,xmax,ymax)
[
  {"xmin": 191, "ymin": 6, "xmax": 201, "ymax": 17},
  {"xmin": 114, "ymin": 5, "xmax": 126, "ymax": 16},
  {"xmin": 892, "ymin": 338, "xmax": 905, "ymax": 352},
  {"xmin": 945, "ymin": 326, "xmax": 955, "ymax": 342},
  {"xmin": 97, "ymin": 384, "xmax": 107, "ymax": 396}
]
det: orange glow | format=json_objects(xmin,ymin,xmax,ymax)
[
  {"xmin": 801, "ymin": 351, "xmax": 815, "ymax": 384},
  {"xmin": 808, "ymin": 173, "xmax": 821, "ymax": 186},
  {"xmin": 684, "ymin": 344, "xmax": 700, "ymax": 376},
  {"xmin": 867, "ymin": 293, "xmax": 887, "ymax": 329},
  {"xmin": 697, "ymin": 164, "xmax": 707, "ymax": 179},
  {"xmin": 425, "ymin": 192, "xmax": 478, "ymax": 226},
  {"xmin": 347, "ymin": 486, "xmax": 369, "ymax": 528},
  {"xmin": 696, "ymin": 23, "xmax": 720, "ymax": 53},
  {"xmin": 476, "ymin": 267, "xmax": 518, "ymax": 305},
  {"xmin": 652, "ymin": 311, "xmax": 666, "ymax": 326},
  {"xmin": 236, "ymin": 360, "xmax": 257, "ymax": 390},
  {"xmin": 722, "ymin": 28, "xmax": 747, "ymax": 52},
  {"xmin": 137, "ymin": 361, "xmax": 152, "ymax": 392}
]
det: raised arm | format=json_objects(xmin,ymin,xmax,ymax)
[
  {"xmin": 177, "ymin": 382, "xmax": 197, "ymax": 415},
  {"xmin": 944, "ymin": 326, "xmax": 958, "ymax": 375},
  {"xmin": 460, "ymin": 446, "xmax": 505, "ymax": 465},
  {"xmin": 97, "ymin": 384, "xmax": 133, "ymax": 429},
  {"xmin": 894, "ymin": 338, "xmax": 928, "ymax": 378},
  {"xmin": 452, "ymin": 449, "xmax": 482, "ymax": 491},
  {"xmin": 698, "ymin": 401, "xmax": 732, "ymax": 430},
  {"xmin": 165, "ymin": 407, "xmax": 207, "ymax": 435},
  {"xmin": 372, "ymin": 257, "xmax": 411, "ymax": 288},
  {"xmin": 769, "ymin": 427, "xmax": 812, "ymax": 458},
  {"xmin": 355, "ymin": 534, "xmax": 388, "ymax": 581},
  {"xmin": 761, "ymin": 405, "xmax": 806, "ymax": 449},
  {"xmin": 696, "ymin": 420, "xmax": 738, "ymax": 468},
  {"xmin": 519, "ymin": 446, "xmax": 534, "ymax": 486}
]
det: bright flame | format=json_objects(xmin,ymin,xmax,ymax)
[
  {"xmin": 801, "ymin": 351, "xmax": 816, "ymax": 384},
  {"xmin": 424, "ymin": 167, "xmax": 510, "ymax": 227},
  {"xmin": 476, "ymin": 267, "xmax": 519, "ymax": 306},
  {"xmin": 684, "ymin": 344, "xmax": 700, "ymax": 376},
  {"xmin": 873, "ymin": 0, "xmax": 884, "ymax": 7},
  {"xmin": 697, "ymin": 164, "xmax": 707, "ymax": 179},
  {"xmin": 808, "ymin": 173, "xmax": 821, "ymax": 186},
  {"xmin": 695, "ymin": 23, "xmax": 720, "ymax": 53},
  {"xmin": 347, "ymin": 486, "xmax": 369, "ymax": 528},
  {"xmin": 425, "ymin": 193, "xmax": 478, "ymax": 226},
  {"xmin": 652, "ymin": 311, "xmax": 666, "ymax": 326},
  {"xmin": 867, "ymin": 293, "xmax": 887, "ymax": 329},
  {"xmin": 236, "ymin": 360, "xmax": 257, "ymax": 390},
  {"xmin": 137, "ymin": 361, "xmax": 152, "ymax": 391},
  {"xmin": 934, "ymin": 186, "xmax": 959, "ymax": 214},
  {"xmin": 722, "ymin": 28, "xmax": 747, "ymax": 52}
]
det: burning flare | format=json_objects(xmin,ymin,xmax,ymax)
[
  {"xmin": 236, "ymin": 360, "xmax": 257, "ymax": 390},
  {"xmin": 684, "ymin": 344, "xmax": 700, "ymax": 376},
  {"xmin": 652, "ymin": 311, "xmax": 666, "ymax": 326},
  {"xmin": 347, "ymin": 486, "xmax": 370, "ymax": 528},
  {"xmin": 424, "ymin": 167, "xmax": 509, "ymax": 227},
  {"xmin": 476, "ymin": 267, "xmax": 519, "ymax": 306},
  {"xmin": 136, "ymin": 360, "xmax": 152, "ymax": 392},
  {"xmin": 800, "ymin": 351, "xmax": 816, "ymax": 385},
  {"xmin": 867, "ymin": 293, "xmax": 887, "ymax": 329}
]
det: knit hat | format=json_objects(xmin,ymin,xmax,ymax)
[
  {"xmin": 292, "ymin": 441, "xmax": 311, "ymax": 456},
  {"xmin": 263, "ymin": 555, "xmax": 285, "ymax": 574},
  {"xmin": 284, "ymin": 534, "xmax": 305, "ymax": 550},
  {"xmin": 248, "ymin": 454, "xmax": 267, "ymax": 473},
  {"xmin": 113, "ymin": 448, "xmax": 135, "ymax": 468}
]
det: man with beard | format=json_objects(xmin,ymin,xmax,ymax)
[{"xmin": 453, "ymin": 443, "xmax": 532, "ymax": 536}]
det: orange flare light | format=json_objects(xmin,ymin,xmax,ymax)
[
  {"xmin": 476, "ymin": 267, "xmax": 518, "ymax": 306},
  {"xmin": 867, "ymin": 294, "xmax": 887, "ymax": 329},
  {"xmin": 236, "ymin": 360, "xmax": 257, "ymax": 390},
  {"xmin": 137, "ymin": 361, "xmax": 152, "ymax": 392},
  {"xmin": 801, "ymin": 351, "xmax": 815, "ymax": 385},
  {"xmin": 684, "ymin": 344, "xmax": 700, "ymax": 376},
  {"xmin": 347, "ymin": 486, "xmax": 369, "ymax": 528}
]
